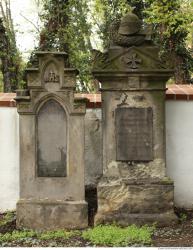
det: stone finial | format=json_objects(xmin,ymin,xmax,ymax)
[
  {"xmin": 110, "ymin": 12, "xmax": 146, "ymax": 47},
  {"xmin": 118, "ymin": 12, "xmax": 142, "ymax": 35}
]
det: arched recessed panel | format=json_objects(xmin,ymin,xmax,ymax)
[{"xmin": 37, "ymin": 99, "xmax": 67, "ymax": 177}]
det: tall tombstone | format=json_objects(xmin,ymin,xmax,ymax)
[
  {"xmin": 15, "ymin": 52, "xmax": 88, "ymax": 230},
  {"xmin": 92, "ymin": 13, "xmax": 177, "ymax": 226}
]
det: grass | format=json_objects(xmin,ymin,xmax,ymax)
[{"xmin": 82, "ymin": 224, "xmax": 155, "ymax": 247}]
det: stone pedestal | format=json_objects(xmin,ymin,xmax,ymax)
[
  {"xmin": 92, "ymin": 13, "xmax": 177, "ymax": 226},
  {"xmin": 15, "ymin": 52, "xmax": 88, "ymax": 230}
]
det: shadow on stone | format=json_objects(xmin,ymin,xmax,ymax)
[{"xmin": 85, "ymin": 186, "xmax": 98, "ymax": 227}]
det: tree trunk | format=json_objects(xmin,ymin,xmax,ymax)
[
  {"xmin": 174, "ymin": 55, "xmax": 190, "ymax": 84},
  {"xmin": 0, "ymin": 19, "xmax": 18, "ymax": 92}
]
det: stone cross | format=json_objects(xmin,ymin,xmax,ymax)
[
  {"xmin": 45, "ymin": 70, "xmax": 59, "ymax": 83},
  {"xmin": 124, "ymin": 53, "xmax": 142, "ymax": 69}
]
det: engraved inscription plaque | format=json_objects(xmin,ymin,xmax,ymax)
[
  {"xmin": 115, "ymin": 107, "xmax": 153, "ymax": 161},
  {"xmin": 37, "ymin": 100, "xmax": 67, "ymax": 177}
]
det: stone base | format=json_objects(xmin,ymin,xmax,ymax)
[
  {"xmin": 17, "ymin": 199, "xmax": 88, "ymax": 230},
  {"xmin": 95, "ymin": 179, "xmax": 178, "ymax": 227},
  {"xmin": 95, "ymin": 212, "xmax": 177, "ymax": 227}
]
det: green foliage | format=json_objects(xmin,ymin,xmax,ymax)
[
  {"xmin": 0, "ymin": 230, "xmax": 36, "ymax": 243},
  {"xmin": 38, "ymin": 230, "xmax": 76, "ymax": 240},
  {"xmin": 0, "ymin": 1, "xmax": 25, "ymax": 92},
  {"xmin": 93, "ymin": 0, "xmax": 131, "ymax": 49},
  {"xmin": 37, "ymin": 0, "xmax": 193, "ymax": 89},
  {"xmin": 82, "ymin": 224, "xmax": 155, "ymax": 246},
  {"xmin": 66, "ymin": 0, "xmax": 94, "ymax": 92},
  {"xmin": 179, "ymin": 213, "xmax": 187, "ymax": 222},
  {"xmin": 40, "ymin": 0, "xmax": 95, "ymax": 92},
  {"xmin": 39, "ymin": 0, "xmax": 69, "ymax": 51},
  {"xmin": 0, "ymin": 72, "xmax": 3, "ymax": 92},
  {"xmin": 0, "ymin": 229, "xmax": 78, "ymax": 244},
  {"xmin": 145, "ymin": 0, "xmax": 193, "ymax": 83},
  {"xmin": 126, "ymin": 0, "xmax": 149, "ymax": 20},
  {"xmin": 0, "ymin": 212, "xmax": 15, "ymax": 227}
]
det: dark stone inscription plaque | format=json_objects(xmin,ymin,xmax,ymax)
[
  {"xmin": 37, "ymin": 99, "xmax": 67, "ymax": 177},
  {"xmin": 115, "ymin": 107, "xmax": 153, "ymax": 161}
]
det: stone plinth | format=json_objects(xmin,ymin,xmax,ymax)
[
  {"xmin": 15, "ymin": 52, "xmax": 88, "ymax": 230},
  {"xmin": 17, "ymin": 200, "xmax": 87, "ymax": 230},
  {"xmin": 92, "ymin": 13, "xmax": 178, "ymax": 226}
]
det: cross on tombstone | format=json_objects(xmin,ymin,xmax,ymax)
[
  {"xmin": 49, "ymin": 70, "xmax": 55, "ymax": 81},
  {"xmin": 15, "ymin": 51, "xmax": 88, "ymax": 230},
  {"xmin": 124, "ymin": 53, "xmax": 142, "ymax": 69},
  {"xmin": 45, "ymin": 70, "xmax": 60, "ymax": 83}
]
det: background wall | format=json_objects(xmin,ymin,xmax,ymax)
[
  {"xmin": 1, "ymin": 87, "xmax": 193, "ymax": 212},
  {"xmin": 85, "ymin": 109, "xmax": 102, "ymax": 187},
  {"xmin": 166, "ymin": 101, "xmax": 193, "ymax": 209},
  {"xmin": 0, "ymin": 107, "xmax": 19, "ymax": 212}
]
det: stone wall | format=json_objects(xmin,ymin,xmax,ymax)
[
  {"xmin": 0, "ymin": 107, "xmax": 19, "ymax": 212},
  {"xmin": 85, "ymin": 109, "xmax": 102, "ymax": 187},
  {"xmin": 166, "ymin": 101, "xmax": 193, "ymax": 209}
]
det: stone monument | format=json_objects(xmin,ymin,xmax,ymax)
[
  {"xmin": 15, "ymin": 51, "xmax": 88, "ymax": 230},
  {"xmin": 92, "ymin": 13, "xmax": 177, "ymax": 226}
]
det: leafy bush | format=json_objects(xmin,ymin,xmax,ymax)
[{"xmin": 82, "ymin": 224, "xmax": 154, "ymax": 247}]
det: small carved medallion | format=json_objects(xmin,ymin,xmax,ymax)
[{"xmin": 123, "ymin": 53, "xmax": 142, "ymax": 69}]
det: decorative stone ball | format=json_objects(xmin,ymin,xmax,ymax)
[{"xmin": 118, "ymin": 12, "xmax": 142, "ymax": 36}]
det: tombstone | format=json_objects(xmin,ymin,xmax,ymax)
[
  {"xmin": 15, "ymin": 51, "xmax": 88, "ymax": 230},
  {"xmin": 92, "ymin": 13, "xmax": 177, "ymax": 226}
]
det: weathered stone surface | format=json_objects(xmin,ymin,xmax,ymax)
[
  {"xmin": 95, "ymin": 211, "xmax": 177, "ymax": 227},
  {"xmin": 104, "ymin": 160, "xmax": 166, "ymax": 182},
  {"xmin": 111, "ymin": 12, "xmax": 146, "ymax": 47},
  {"xmin": 17, "ymin": 200, "xmax": 88, "ymax": 230},
  {"xmin": 95, "ymin": 167, "xmax": 177, "ymax": 226},
  {"xmin": 16, "ymin": 52, "xmax": 88, "ymax": 230},
  {"xmin": 85, "ymin": 109, "xmax": 102, "ymax": 186},
  {"xmin": 92, "ymin": 12, "xmax": 177, "ymax": 226},
  {"xmin": 115, "ymin": 107, "xmax": 153, "ymax": 161},
  {"xmin": 37, "ymin": 99, "xmax": 67, "ymax": 177}
]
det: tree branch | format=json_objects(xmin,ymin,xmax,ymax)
[{"xmin": 20, "ymin": 12, "xmax": 41, "ymax": 33}]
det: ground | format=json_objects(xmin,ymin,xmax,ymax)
[{"xmin": 0, "ymin": 209, "xmax": 193, "ymax": 247}]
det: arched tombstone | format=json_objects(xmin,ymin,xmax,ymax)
[
  {"xmin": 37, "ymin": 99, "xmax": 67, "ymax": 177},
  {"xmin": 15, "ymin": 52, "xmax": 88, "ymax": 230}
]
